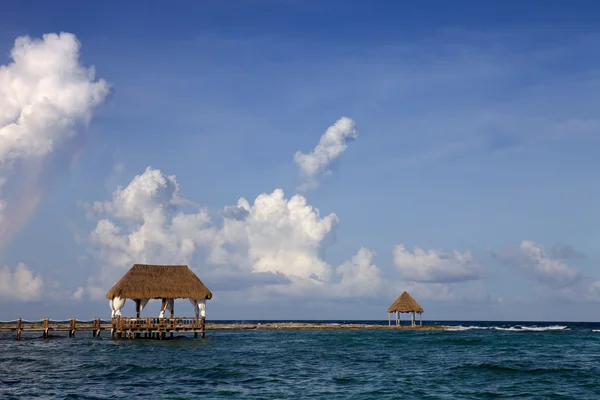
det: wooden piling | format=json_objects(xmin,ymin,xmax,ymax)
[
  {"xmin": 68, "ymin": 318, "xmax": 76, "ymax": 337},
  {"xmin": 94, "ymin": 318, "xmax": 101, "ymax": 337},
  {"xmin": 43, "ymin": 318, "xmax": 49, "ymax": 339},
  {"xmin": 16, "ymin": 318, "xmax": 22, "ymax": 341},
  {"xmin": 201, "ymin": 316, "xmax": 206, "ymax": 339}
]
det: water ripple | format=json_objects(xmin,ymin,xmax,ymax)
[{"xmin": 2, "ymin": 326, "xmax": 600, "ymax": 399}]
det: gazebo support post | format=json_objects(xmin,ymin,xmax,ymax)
[
  {"xmin": 135, "ymin": 299, "xmax": 141, "ymax": 318},
  {"xmin": 201, "ymin": 316, "xmax": 206, "ymax": 339},
  {"xmin": 388, "ymin": 313, "xmax": 391, "ymax": 326},
  {"xmin": 411, "ymin": 312, "xmax": 415, "ymax": 327},
  {"xmin": 160, "ymin": 298, "xmax": 167, "ymax": 318},
  {"xmin": 420, "ymin": 312, "xmax": 422, "ymax": 326}
]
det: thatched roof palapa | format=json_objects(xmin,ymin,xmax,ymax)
[
  {"xmin": 387, "ymin": 291, "xmax": 423, "ymax": 313},
  {"xmin": 106, "ymin": 264, "xmax": 212, "ymax": 300}
]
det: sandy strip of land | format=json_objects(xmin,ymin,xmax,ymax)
[{"xmin": 207, "ymin": 323, "xmax": 444, "ymax": 331}]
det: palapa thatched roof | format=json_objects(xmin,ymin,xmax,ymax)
[
  {"xmin": 387, "ymin": 291, "xmax": 423, "ymax": 313},
  {"xmin": 105, "ymin": 264, "xmax": 212, "ymax": 300}
]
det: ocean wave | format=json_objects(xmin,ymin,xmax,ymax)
[
  {"xmin": 444, "ymin": 326, "xmax": 491, "ymax": 331},
  {"xmin": 444, "ymin": 325, "xmax": 568, "ymax": 332},
  {"xmin": 451, "ymin": 363, "xmax": 578, "ymax": 375}
]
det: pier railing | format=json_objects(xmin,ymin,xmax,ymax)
[
  {"xmin": 0, "ymin": 316, "xmax": 206, "ymax": 340},
  {"xmin": 110, "ymin": 316, "xmax": 206, "ymax": 339}
]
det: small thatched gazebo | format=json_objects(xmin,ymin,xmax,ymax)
[
  {"xmin": 106, "ymin": 264, "xmax": 212, "ymax": 320},
  {"xmin": 387, "ymin": 291, "xmax": 423, "ymax": 327}
]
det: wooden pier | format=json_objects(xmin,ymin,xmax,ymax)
[{"xmin": 0, "ymin": 316, "xmax": 206, "ymax": 340}]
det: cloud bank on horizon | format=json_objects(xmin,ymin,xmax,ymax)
[{"xmin": 0, "ymin": 32, "xmax": 108, "ymax": 301}]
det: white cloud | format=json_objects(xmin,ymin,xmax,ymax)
[
  {"xmin": 393, "ymin": 244, "xmax": 483, "ymax": 283},
  {"xmin": 72, "ymin": 286, "xmax": 84, "ymax": 300},
  {"xmin": 398, "ymin": 281, "xmax": 457, "ymax": 302},
  {"xmin": 397, "ymin": 280, "xmax": 502, "ymax": 304},
  {"xmin": 333, "ymin": 247, "xmax": 383, "ymax": 297},
  {"xmin": 0, "ymin": 32, "xmax": 109, "ymax": 243},
  {"xmin": 0, "ymin": 263, "xmax": 44, "ymax": 301},
  {"xmin": 87, "ymin": 167, "xmax": 216, "ymax": 281},
  {"xmin": 84, "ymin": 166, "xmax": 388, "ymax": 301},
  {"xmin": 215, "ymin": 189, "xmax": 338, "ymax": 281},
  {"xmin": 293, "ymin": 117, "xmax": 358, "ymax": 190},
  {"xmin": 87, "ymin": 286, "xmax": 107, "ymax": 302},
  {"xmin": 252, "ymin": 247, "xmax": 385, "ymax": 301},
  {"xmin": 490, "ymin": 240, "xmax": 581, "ymax": 288}
]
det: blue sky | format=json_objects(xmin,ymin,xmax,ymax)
[{"xmin": 1, "ymin": 1, "xmax": 599, "ymax": 321}]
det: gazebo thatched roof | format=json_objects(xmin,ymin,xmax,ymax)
[
  {"xmin": 387, "ymin": 291, "xmax": 423, "ymax": 313},
  {"xmin": 105, "ymin": 264, "xmax": 212, "ymax": 300}
]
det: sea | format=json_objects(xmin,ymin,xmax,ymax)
[{"xmin": 2, "ymin": 320, "xmax": 600, "ymax": 399}]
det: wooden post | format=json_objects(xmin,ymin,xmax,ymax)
[
  {"xmin": 411, "ymin": 312, "xmax": 415, "ymax": 327},
  {"xmin": 397, "ymin": 312, "xmax": 400, "ymax": 327},
  {"xmin": 43, "ymin": 318, "xmax": 49, "ymax": 339},
  {"xmin": 135, "ymin": 299, "xmax": 141, "ymax": 318},
  {"xmin": 92, "ymin": 318, "xmax": 98, "ymax": 337},
  {"xmin": 420, "ymin": 312, "xmax": 423, "ymax": 326},
  {"xmin": 69, "ymin": 318, "xmax": 76, "ymax": 337},
  {"xmin": 118, "ymin": 317, "xmax": 125, "ymax": 339},
  {"xmin": 16, "ymin": 318, "xmax": 22, "ymax": 340},
  {"xmin": 170, "ymin": 300, "xmax": 174, "ymax": 319},
  {"xmin": 388, "ymin": 313, "xmax": 390, "ymax": 326},
  {"xmin": 201, "ymin": 316, "xmax": 206, "ymax": 339},
  {"xmin": 160, "ymin": 298, "xmax": 167, "ymax": 317}
]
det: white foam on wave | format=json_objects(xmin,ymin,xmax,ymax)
[
  {"xmin": 443, "ymin": 325, "xmax": 491, "ymax": 331},
  {"xmin": 592, "ymin": 330, "xmax": 600, "ymax": 333},
  {"xmin": 443, "ymin": 325, "xmax": 568, "ymax": 332}
]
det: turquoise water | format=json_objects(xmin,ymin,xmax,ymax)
[{"xmin": 2, "ymin": 321, "xmax": 600, "ymax": 399}]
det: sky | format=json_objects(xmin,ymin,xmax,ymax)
[{"xmin": 1, "ymin": 0, "xmax": 600, "ymax": 321}]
